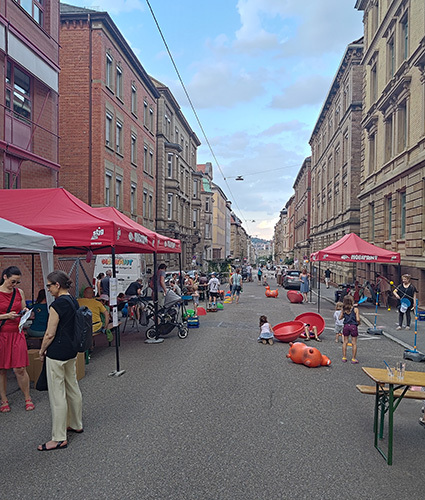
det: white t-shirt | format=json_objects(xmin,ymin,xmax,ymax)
[
  {"xmin": 334, "ymin": 310, "xmax": 344, "ymax": 326},
  {"xmin": 260, "ymin": 322, "xmax": 273, "ymax": 335},
  {"xmin": 208, "ymin": 277, "xmax": 220, "ymax": 293}
]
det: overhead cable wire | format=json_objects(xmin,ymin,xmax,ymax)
[{"xmin": 144, "ymin": 0, "xmax": 251, "ymax": 232}]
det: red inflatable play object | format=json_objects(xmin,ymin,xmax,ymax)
[
  {"xmin": 273, "ymin": 321, "xmax": 305, "ymax": 342},
  {"xmin": 295, "ymin": 312, "xmax": 326, "ymax": 336},
  {"xmin": 287, "ymin": 290, "xmax": 303, "ymax": 303}
]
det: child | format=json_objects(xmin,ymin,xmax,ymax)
[
  {"xmin": 303, "ymin": 323, "xmax": 321, "ymax": 342},
  {"xmin": 258, "ymin": 315, "xmax": 274, "ymax": 345},
  {"xmin": 192, "ymin": 284, "xmax": 199, "ymax": 314},
  {"xmin": 334, "ymin": 302, "xmax": 344, "ymax": 343},
  {"xmin": 340, "ymin": 295, "xmax": 360, "ymax": 364}
]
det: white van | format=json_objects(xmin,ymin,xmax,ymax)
[{"xmin": 94, "ymin": 254, "xmax": 146, "ymax": 294}]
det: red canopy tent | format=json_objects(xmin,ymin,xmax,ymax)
[
  {"xmin": 0, "ymin": 188, "xmax": 182, "ymax": 371},
  {"xmin": 310, "ymin": 233, "xmax": 400, "ymax": 313},
  {"xmin": 310, "ymin": 233, "xmax": 400, "ymax": 264}
]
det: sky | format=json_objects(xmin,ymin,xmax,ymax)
[{"xmin": 67, "ymin": 0, "xmax": 364, "ymax": 240}]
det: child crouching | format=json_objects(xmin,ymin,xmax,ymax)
[{"xmin": 258, "ymin": 315, "xmax": 274, "ymax": 345}]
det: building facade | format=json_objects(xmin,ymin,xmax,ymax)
[
  {"xmin": 211, "ymin": 182, "xmax": 229, "ymax": 261},
  {"xmin": 230, "ymin": 213, "xmax": 248, "ymax": 264},
  {"xmin": 309, "ymin": 38, "xmax": 364, "ymax": 283},
  {"xmin": 196, "ymin": 162, "xmax": 213, "ymax": 269},
  {"xmin": 59, "ymin": 5, "xmax": 159, "ymax": 229},
  {"xmin": 1, "ymin": 0, "xmax": 60, "ymax": 189},
  {"xmin": 355, "ymin": 0, "xmax": 425, "ymax": 301},
  {"xmin": 293, "ymin": 157, "xmax": 312, "ymax": 265},
  {"xmin": 152, "ymin": 77, "xmax": 201, "ymax": 270}
]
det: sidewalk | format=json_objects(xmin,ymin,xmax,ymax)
[{"xmin": 312, "ymin": 284, "xmax": 425, "ymax": 355}]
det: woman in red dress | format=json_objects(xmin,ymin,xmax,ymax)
[{"xmin": 0, "ymin": 266, "xmax": 34, "ymax": 412}]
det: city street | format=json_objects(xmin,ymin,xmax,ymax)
[{"xmin": 1, "ymin": 277, "xmax": 425, "ymax": 499}]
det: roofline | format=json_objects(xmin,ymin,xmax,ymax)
[{"xmin": 60, "ymin": 9, "xmax": 160, "ymax": 99}]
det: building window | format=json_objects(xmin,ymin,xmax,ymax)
[
  {"xmin": 106, "ymin": 54, "xmax": 113, "ymax": 89},
  {"xmin": 385, "ymin": 115, "xmax": 393, "ymax": 162},
  {"xmin": 131, "ymin": 85, "xmax": 137, "ymax": 115},
  {"xmin": 143, "ymin": 101, "xmax": 148, "ymax": 126},
  {"xmin": 175, "ymin": 127, "xmax": 179, "ymax": 143},
  {"xmin": 14, "ymin": 0, "xmax": 44, "ymax": 26},
  {"xmin": 131, "ymin": 134, "xmax": 137, "ymax": 164},
  {"xmin": 400, "ymin": 191, "xmax": 406, "ymax": 239},
  {"xmin": 205, "ymin": 198, "xmax": 210, "ymax": 212},
  {"xmin": 164, "ymin": 114, "xmax": 171, "ymax": 137},
  {"xmin": 130, "ymin": 183, "xmax": 137, "ymax": 215},
  {"xmin": 105, "ymin": 172, "xmax": 112, "ymax": 206},
  {"xmin": 143, "ymin": 189, "xmax": 148, "ymax": 217},
  {"xmin": 116, "ymin": 120, "xmax": 123, "ymax": 154},
  {"xmin": 149, "ymin": 150, "xmax": 154, "ymax": 175},
  {"xmin": 143, "ymin": 146, "xmax": 148, "ymax": 172},
  {"xmin": 397, "ymin": 101, "xmax": 407, "ymax": 153},
  {"xmin": 193, "ymin": 179, "xmax": 198, "ymax": 198},
  {"xmin": 369, "ymin": 132, "xmax": 376, "ymax": 174},
  {"xmin": 167, "ymin": 153, "xmax": 173, "ymax": 178},
  {"xmin": 387, "ymin": 197, "xmax": 393, "ymax": 240},
  {"xmin": 5, "ymin": 61, "xmax": 31, "ymax": 123},
  {"xmin": 116, "ymin": 66, "xmax": 123, "ymax": 100},
  {"xmin": 343, "ymin": 130, "xmax": 349, "ymax": 164},
  {"xmin": 400, "ymin": 15, "xmax": 409, "ymax": 61},
  {"xmin": 167, "ymin": 194, "xmax": 173, "ymax": 220},
  {"xmin": 106, "ymin": 112, "xmax": 113, "ymax": 147},
  {"xmin": 193, "ymin": 210, "xmax": 197, "ymax": 228},
  {"xmin": 387, "ymin": 37, "xmax": 395, "ymax": 80},
  {"xmin": 371, "ymin": 64, "xmax": 378, "ymax": 104},
  {"xmin": 149, "ymin": 108, "xmax": 154, "ymax": 131},
  {"xmin": 148, "ymin": 194, "xmax": 153, "ymax": 220},
  {"xmin": 370, "ymin": 202, "xmax": 375, "ymax": 241},
  {"xmin": 115, "ymin": 176, "xmax": 122, "ymax": 209}
]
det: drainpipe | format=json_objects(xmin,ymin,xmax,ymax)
[{"xmin": 88, "ymin": 14, "xmax": 93, "ymax": 205}]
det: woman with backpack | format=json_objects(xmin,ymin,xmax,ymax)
[{"xmin": 38, "ymin": 270, "xmax": 83, "ymax": 452}]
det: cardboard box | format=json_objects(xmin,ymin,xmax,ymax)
[{"xmin": 27, "ymin": 350, "xmax": 85, "ymax": 383}]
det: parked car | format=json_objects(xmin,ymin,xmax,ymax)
[{"xmin": 283, "ymin": 270, "xmax": 301, "ymax": 289}]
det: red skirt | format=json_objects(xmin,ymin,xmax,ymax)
[{"xmin": 0, "ymin": 328, "xmax": 29, "ymax": 369}]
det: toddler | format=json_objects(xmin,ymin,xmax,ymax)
[
  {"xmin": 340, "ymin": 295, "xmax": 360, "ymax": 364},
  {"xmin": 258, "ymin": 315, "xmax": 274, "ymax": 345},
  {"xmin": 334, "ymin": 302, "xmax": 344, "ymax": 343}
]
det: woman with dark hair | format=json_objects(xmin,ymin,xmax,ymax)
[
  {"xmin": 0, "ymin": 266, "xmax": 33, "ymax": 413},
  {"xmin": 38, "ymin": 270, "xmax": 83, "ymax": 452},
  {"xmin": 28, "ymin": 289, "xmax": 48, "ymax": 338}
]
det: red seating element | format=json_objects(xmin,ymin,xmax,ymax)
[
  {"xmin": 286, "ymin": 342, "xmax": 331, "ymax": 367},
  {"xmin": 295, "ymin": 312, "xmax": 326, "ymax": 337},
  {"xmin": 273, "ymin": 321, "xmax": 305, "ymax": 342},
  {"xmin": 287, "ymin": 290, "xmax": 303, "ymax": 303}
]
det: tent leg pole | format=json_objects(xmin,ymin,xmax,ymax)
[
  {"xmin": 154, "ymin": 253, "xmax": 159, "ymax": 339},
  {"xmin": 31, "ymin": 254, "xmax": 35, "ymax": 305},
  {"xmin": 318, "ymin": 262, "xmax": 321, "ymax": 314},
  {"xmin": 109, "ymin": 248, "xmax": 125, "ymax": 376}
]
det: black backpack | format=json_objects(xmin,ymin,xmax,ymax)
[{"xmin": 64, "ymin": 295, "xmax": 93, "ymax": 352}]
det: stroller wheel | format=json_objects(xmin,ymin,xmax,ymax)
[
  {"xmin": 178, "ymin": 326, "xmax": 189, "ymax": 339},
  {"xmin": 145, "ymin": 326, "xmax": 157, "ymax": 340}
]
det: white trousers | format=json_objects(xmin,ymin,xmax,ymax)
[{"xmin": 46, "ymin": 356, "xmax": 83, "ymax": 442}]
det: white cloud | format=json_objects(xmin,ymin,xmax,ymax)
[{"xmin": 270, "ymin": 75, "xmax": 331, "ymax": 109}]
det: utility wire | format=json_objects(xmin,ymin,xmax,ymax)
[{"xmin": 144, "ymin": 0, "xmax": 251, "ymax": 232}]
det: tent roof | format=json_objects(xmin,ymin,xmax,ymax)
[
  {"xmin": 0, "ymin": 217, "xmax": 55, "ymax": 254},
  {"xmin": 0, "ymin": 188, "xmax": 155, "ymax": 254},
  {"xmin": 93, "ymin": 207, "xmax": 181, "ymax": 254},
  {"xmin": 310, "ymin": 233, "xmax": 400, "ymax": 264}
]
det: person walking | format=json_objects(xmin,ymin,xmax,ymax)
[
  {"xmin": 299, "ymin": 268, "xmax": 310, "ymax": 303},
  {"xmin": 0, "ymin": 266, "xmax": 33, "ymax": 413},
  {"xmin": 340, "ymin": 295, "xmax": 360, "ymax": 364},
  {"xmin": 231, "ymin": 268, "xmax": 243, "ymax": 304},
  {"xmin": 207, "ymin": 273, "xmax": 220, "ymax": 308},
  {"xmin": 324, "ymin": 268, "xmax": 331, "ymax": 289},
  {"xmin": 393, "ymin": 274, "xmax": 417, "ymax": 330},
  {"xmin": 37, "ymin": 270, "xmax": 83, "ymax": 451}
]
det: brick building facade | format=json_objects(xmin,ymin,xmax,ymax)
[{"xmin": 59, "ymin": 4, "xmax": 159, "ymax": 227}]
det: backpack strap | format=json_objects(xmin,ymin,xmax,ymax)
[{"xmin": 0, "ymin": 288, "xmax": 17, "ymax": 331}]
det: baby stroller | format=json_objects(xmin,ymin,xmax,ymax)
[{"xmin": 145, "ymin": 289, "xmax": 188, "ymax": 340}]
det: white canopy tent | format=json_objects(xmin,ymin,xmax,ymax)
[{"xmin": 0, "ymin": 217, "xmax": 55, "ymax": 302}]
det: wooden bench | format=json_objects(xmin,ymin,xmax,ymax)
[{"xmin": 356, "ymin": 384, "xmax": 425, "ymax": 399}]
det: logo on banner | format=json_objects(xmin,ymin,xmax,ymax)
[
  {"xmin": 164, "ymin": 240, "xmax": 176, "ymax": 249},
  {"xmin": 129, "ymin": 232, "xmax": 148, "ymax": 244},
  {"xmin": 91, "ymin": 227, "xmax": 104, "ymax": 240},
  {"xmin": 116, "ymin": 228, "xmax": 121, "ymax": 240}
]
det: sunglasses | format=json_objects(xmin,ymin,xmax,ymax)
[
  {"xmin": 10, "ymin": 279, "xmax": 21, "ymax": 285},
  {"xmin": 46, "ymin": 283, "xmax": 56, "ymax": 288}
]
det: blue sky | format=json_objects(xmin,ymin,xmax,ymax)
[{"xmin": 67, "ymin": 0, "xmax": 363, "ymax": 239}]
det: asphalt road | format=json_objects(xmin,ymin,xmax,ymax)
[{"xmin": 1, "ymin": 279, "xmax": 425, "ymax": 499}]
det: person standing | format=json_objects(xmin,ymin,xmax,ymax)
[
  {"xmin": 0, "ymin": 266, "xmax": 33, "ymax": 413},
  {"xmin": 207, "ymin": 272, "xmax": 220, "ymax": 308},
  {"xmin": 299, "ymin": 268, "xmax": 310, "ymax": 303},
  {"xmin": 340, "ymin": 295, "xmax": 360, "ymax": 364},
  {"xmin": 324, "ymin": 268, "xmax": 331, "ymax": 289},
  {"xmin": 156, "ymin": 263, "xmax": 167, "ymax": 308},
  {"xmin": 393, "ymin": 274, "xmax": 417, "ymax": 330},
  {"xmin": 38, "ymin": 270, "xmax": 83, "ymax": 451},
  {"xmin": 257, "ymin": 266, "xmax": 263, "ymax": 284},
  {"xmin": 28, "ymin": 289, "xmax": 48, "ymax": 338},
  {"xmin": 100, "ymin": 269, "xmax": 112, "ymax": 296}
]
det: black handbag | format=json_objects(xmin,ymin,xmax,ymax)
[
  {"xmin": 36, "ymin": 360, "xmax": 48, "ymax": 391},
  {"xmin": 0, "ymin": 288, "xmax": 17, "ymax": 331}
]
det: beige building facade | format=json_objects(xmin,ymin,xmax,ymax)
[
  {"xmin": 211, "ymin": 183, "xmax": 229, "ymax": 260},
  {"xmin": 309, "ymin": 38, "xmax": 364, "ymax": 283},
  {"xmin": 293, "ymin": 157, "xmax": 312, "ymax": 265},
  {"xmin": 355, "ymin": 0, "xmax": 425, "ymax": 301}
]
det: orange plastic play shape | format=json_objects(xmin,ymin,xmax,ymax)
[
  {"xmin": 273, "ymin": 321, "xmax": 305, "ymax": 342},
  {"xmin": 286, "ymin": 342, "xmax": 332, "ymax": 367},
  {"xmin": 286, "ymin": 342, "xmax": 307, "ymax": 363}
]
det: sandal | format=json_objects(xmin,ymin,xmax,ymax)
[
  {"xmin": 419, "ymin": 418, "xmax": 425, "ymax": 428},
  {"xmin": 38, "ymin": 441, "xmax": 68, "ymax": 452},
  {"xmin": 67, "ymin": 427, "xmax": 84, "ymax": 433},
  {"xmin": 342, "ymin": 357, "xmax": 347, "ymax": 363},
  {"xmin": 351, "ymin": 359, "xmax": 359, "ymax": 364},
  {"xmin": 25, "ymin": 399, "xmax": 35, "ymax": 411},
  {"xmin": 315, "ymin": 337, "xmax": 322, "ymax": 342},
  {"xmin": 0, "ymin": 400, "xmax": 11, "ymax": 413}
]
